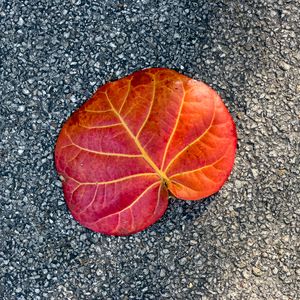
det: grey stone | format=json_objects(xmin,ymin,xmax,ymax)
[
  {"xmin": 279, "ymin": 61, "xmax": 291, "ymax": 71},
  {"xmin": 242, "ymin": 270, "xmax": 251, "ymax": 279},
  {"xmin": 252, "ymin": 267, "xmax": 265, "ymax": 277},
  {"xmin": 179, "ymin": 257, "xmax": 188, "ymax": 266}
]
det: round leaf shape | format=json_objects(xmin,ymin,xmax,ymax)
[{"xmin": 55, "ymin": 68, "xmax": 237, "ymax": 235}]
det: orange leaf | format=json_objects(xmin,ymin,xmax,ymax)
[{"xmin": 55, "ymin": 68, "xmax": 237, "ymax": 235}]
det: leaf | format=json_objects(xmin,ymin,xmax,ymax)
[{"xmin": 55, "ymin": 68, "xmax": 237, "ymax": 236}]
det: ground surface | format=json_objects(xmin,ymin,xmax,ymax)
[{"xmin": 0, "ymin": 0, "xmax": 299, "ymax": 299}]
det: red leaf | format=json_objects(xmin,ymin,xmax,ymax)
[{"xmin": 55, "ymin": 68, "xmax": 237, "ymax": 236}]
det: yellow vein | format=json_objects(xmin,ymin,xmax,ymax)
[
  {"xmin": 169, "ymin": 179, "xmax": 198, "ymax": 192},
  {"xmin": 164, "ymin": 97, "xmax": 217, "ymax": 173},
  {"xmin": 60, "ymin": 143, "xmax": 73, "ymax": 151},
  {"xmin": 64, "ymin": 131, "xmax": 142, "ymax": 158},
  {"xmin": 85, "ymin": 108, "xmax": 112, "ymax": 113},
  {"xmin": 136, "ymin": 76, "xmax": 156, "ymax": 138},
  {"xmin": 113, "ymin": 214, "xmax": 121, "ymax": 235},
  {"xmin": 119, "ymin": 78, "xmax": 133, "ymax": 113},
  {"xmin": 207, "ymin": 130, "xmax": 229, "ymax": 140},
  {"xmin": 79, "ymin": 123, "xmax": 122, "ymax": 130},
  {"xmin": 77, "ymin": 185, "xmax": 99, "ymax": 215},
  {"xmin": 66, "ymin": 150, "xmax": 81, "ymax": 164},
  {"xmin": 153, "ymin": 183, "xmax": 163, "ymax": 216},
  {"xmin": 199, "ymin": 171, "xmax": 219, "ymax": 184},
  {"xmin": 67, "ymin": 172, "xmax": 158, "ymax": 186},
  {"xmin": 70, "ymin": 184, "xmax": 81, "ymax": 195},
  {"xmin": 170, "ymin": 152, "xmax": 227, "ymax": 178},
  {"xmin": 129, "ymin": 207, "xmax": 135, "ymax": 232},
  {"xmin": 88, "ymin": 181, "xmax": 160, "ymax": 224},
  {"xmin": 161, "ymin": 81, "xmax": 186, "ymax": 170},
  {"xmin": 104, "ymin": 92, "xmax": 167, "ymax": 180}
]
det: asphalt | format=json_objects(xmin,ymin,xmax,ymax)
[{"xmin": 0, "ymin": 0, "xmax": 299, "ymax": 299}]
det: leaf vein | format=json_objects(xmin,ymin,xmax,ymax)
[
  {"xmin": 65, "ymin": 172, "xmax": 158, "ymax": 186},
  {"xmin": 79, "ymin": 123, "xmax": 122, "ymax": 130},
  {"xmin": 161, "ymin": 80, "xmax": 186, "ymax": 169},
  {"xmin": 119, "ymin": 78, "xmax": 133, "ymax": 113},
  {"xmin": 103, "ymin": 91, "xmax": 167, "ymax": 180},
  {"xmin": 87, "ymin": 181, "xmax": 160, "ymax": 225},
  {"xmin": 63, "ymin": 131, "xmax": 142, "ymax": 158},
  {"xmin": 170, "ymin": 152, "xmax": 227, "ymax": 178},
  {"xmin": 136, "ymin": 75, "xmax": 156, "ymax": 138},
  {"xmin": 77, "ymin": 185, "xmax": 99, "ymax": 215},
  {"xmin": 164, "ymin": 96, "xmax": 217, "ymax": 173}
]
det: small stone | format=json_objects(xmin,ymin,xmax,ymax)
[
  {"xmin": 55, "ymin": 180, "xmax": 62, "ymax": 187},
  {"xmin": 18, "ymin": 17, "xmax": 24, "ymax": 26},
  {"xmin": 148, "ymin": 254, "xmax": 155, "ymax": 260},
  {"xmin": 17, "ymin": 105, "xmax": 25, "ymax": 112},
  {"xmin": 245, "ymin": 43, "xmax": 252, "ymax": 51},
  {"xmin": 279, "ymin": 61, "xmax": 291, "ymax": 71},
  {"xmin": 234, "ymin": 260, "xmax": 247, "ymax": 269},
  {"xmin": 272, "ymin": 267, "xmax": 278, "ymax": 275},
  {"xmin": 96, "ymin": 269, "xmax": 102, "ymax": 276},
  {"xmin": 174, "ymin": 32, "xmax": 181, "ymax": 39},
  {"xmin": 252, "ymin": 267, "xmax": 264, "ymax": 277},
  {"xmin": 22, "ymin": 88, "xmax": 30, "ymax": 95},
  {"xmin": 70, "ymin": 95, "xmax": 77, "ymax": 102},
  {"xmin": 18, "ymin": 149, "xmax": 24, "ymax": 155},
  {"xmin": 190, "ymin": 240, "xmax": 198, "ymax": 245},
  {"xmin": 179, "ymin": 257, "xmax": 187, "ymax": 265},
  {"xmin": 251, "ymin": 169, "xmax": 258, "ymax": 178},
  {"xmin": 235, "ymin": 180, "xmax": 243, "ymax": 189},
  {"xmin": 282, "ymin": 235, "xmax": 290, "ymax": 243},
  {"xmin": 242, "ymin": 270, "xmax": 250, "ymax": 279},
  {"xmin": 160, "ymin": 269, "xmax": 166, "ymax": 277},
  {"xmin": 80, "ymin": 234, "xmax": 87, "ymax": 241},
  {"xmin": 269, "ymin": 150, "xmax": 277, "ymax": 157}
]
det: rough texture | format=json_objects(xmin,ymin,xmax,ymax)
[{"xmin": 0, "ymin": 0, "xmax": 299, "ymax": 299}]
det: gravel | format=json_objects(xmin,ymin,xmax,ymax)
[{"xmin": 0, "ymin": 0, "xmax": 299, "ymax": 299}]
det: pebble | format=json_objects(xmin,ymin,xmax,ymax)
[
  {"xmin": 252, "ymin": 267, "xmax": 264, "ymax": 277},
  {"xmin": 279, "ymin": 61, "xmax": 291, "ymax": 71},
  {"xmin": 17, "ymin": 105, "xmax": 25, "ymax": 112},
  {"xmin": 242, "ymin": 270, "xmax": 251, "ymax": 279},
  {"xmin": 18, "ymin": 17, "xmax": 24, "ymax": 26},
  {"xmin": 160, "ymin": 269, "xmax": 166, "ymax": 277},
  {"xmin": 22, "ymin": 88, "xmax": 30, "ymax": 95},
  {"xmin": 235, "ymin": 180, "xmax": 243, "ymax": 189},
  {"xmin": 70, "ymin": 95, "xmax": 77, "ymax": 103},
  {"xmin": 179, "ymin": 257, "xmax": 188, "ymax": 266}
]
